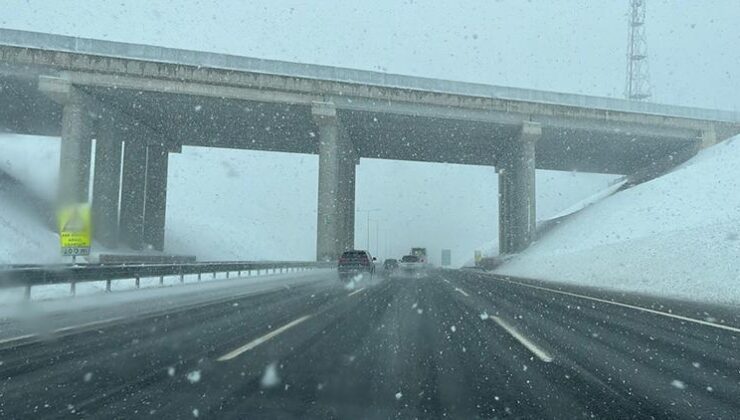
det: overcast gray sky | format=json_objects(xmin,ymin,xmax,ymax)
[{"xmin": 1, "ymin": 1, "xmax": 736, "ymax": 264}]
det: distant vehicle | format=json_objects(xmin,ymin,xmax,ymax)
[
  {"xmin": 383, "ymin": 258, "xmax": 398, "ymax": 270},
  {"xmin": 476, "ymin": 256, "xmax": 504, "ymax": 271},
  {"xmin": 338, "ymin": 250, "xmax": 376, "ymax": 281},
  {"xmin": 399, "ymin": 254, "xmax": 425, "ymax": 274},
  {"xmin": 411, "ymin": 247, "xmax": 427, "ymax": 263}
]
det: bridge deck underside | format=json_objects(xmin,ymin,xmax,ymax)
[{"xmin": 0, "ymin": 75, "xmax": 697, "ymax": 175}]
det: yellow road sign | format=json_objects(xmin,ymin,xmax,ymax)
[
  {"xmin": 57, "ymin": 203, "xmax": 92, "ymax": 256},
  {"xmin": 474, "ymin": 250, "xmax": 482, "ymax": 264}
]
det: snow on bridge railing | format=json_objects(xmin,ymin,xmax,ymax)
[
  {"xmin": 0, "ymin": 260, "xmax": 335, "ymax": 300},
  {"xmin": 1, "ymin": 28, "xmax": 738, "ymax": 124}
]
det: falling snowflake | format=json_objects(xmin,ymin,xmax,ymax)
[
  {"xmin": 187, "ymin": 370, "xmax": 201, "ymax": 384},
  {"xmin": 261, "ymin": 363, "xmax": 281, "ymax": 388},
  {"xmin": 670, "ymin": 379, "xmax": 686, "ymax": 389}
]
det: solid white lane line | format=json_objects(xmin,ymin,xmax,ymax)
[
  {"xmin": 454, "ymin": 287, "xmax": 470, "ymax": 297},
  {"xmin": 217, "ymin": 315, "xmax": 313, "ymax": 362},
  {"xmin": 0, "ymin": 316, "xmax": 128, "ymax": 346},
  {"xmin": 53, "ymin": 317, "xmax": 125, "ymax": 333},
  {"xmin": 348, "ymin": 287, "xmax": 365, "ymax": 297},
  {"xmin": 0, "ymin": 334, "xmax": 37, "ymax": 346},
  {"xmin": 491, "ymin": 316, "xmax": 554, "ymax": 363},
  {"xmin": 495, "ymin": 277, "xmax": 740, "ymax": 334}
]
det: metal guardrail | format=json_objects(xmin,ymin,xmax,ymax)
[
  {"xmin": 1, "ymin": 28, "xmax": 738, "ymax": 123},
  {"xmin": 97, "ymin": 254, "xmax": 197, "ymax": 264},
  {"xmin": 0, "ymin": 261, "xmax": 335, "ymax": 299}
]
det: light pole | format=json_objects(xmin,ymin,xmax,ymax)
[
  {"xmin": 356, "ymin": 208, "xmax": 380, "ymax": 252},
  {"xmin": 370, "ymin": 219, "xmax": 381, "ymax": 258},
  {"xmin": 384, "ymin": 229, "xmax": 390, "ymax": 257},
  {"xmin": 375, "ymin": 220, "xmax": 380, "ymax": 258}
]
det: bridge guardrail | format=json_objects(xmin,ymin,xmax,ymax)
[{"xmin": 0, "ymin": 261, "xmax": 335, "ymax": 300}]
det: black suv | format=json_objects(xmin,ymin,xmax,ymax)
[
  {"xmin": 338, "ymin": 250, "xmax": 376, "ymax": 281},
  {"xmin": 383, "ymin": 258, "xmax": 398, "ymax": 270}
]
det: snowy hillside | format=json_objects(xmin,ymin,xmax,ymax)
[
  {"xmin": 0, "ymin": 185, "xmax": 60, "ymax": 264},
  {"xmin": 496, "ymin": 135, "xmax": 740, "ymax": 305}
]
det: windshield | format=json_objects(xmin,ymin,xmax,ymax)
[{"xmin": 0, "ymin": 1, "xmax": 738, "ymax": 418}]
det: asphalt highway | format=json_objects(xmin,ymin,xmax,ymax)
[{"xmin": 0, "ymin": 268, "xmax": 737, "ymax": 418}]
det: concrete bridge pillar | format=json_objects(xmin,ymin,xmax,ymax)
[
  {"xmin": 119, "ymin": 132, "xmax": 147, "ymax": 250},
  {"xmin": 59, "ymin": 95, "xmax": 93, "ymax": 204},
  {"xmin": 498, "ymin": 122, "xmax": 541, "ymax": 254},
  {"xmin": 338, "ymin": 136, "xmax": 357, "ymax": 253},
  {"xmin": 91, "ymin": 116, "xmax": 123, "ymax": 248},
  {"xmin": 313, "ymin": 101, "xmax": 349, "ymax": 261},
  {"xmin": 143, "ymin": 143, "xmax": 169, "ymax": 251},
  {"xmin": 39, "ymin": 80, "xmax": 94, "ymax": 205}
]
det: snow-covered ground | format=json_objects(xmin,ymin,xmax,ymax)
[
  {"xmin": 0, "ymin": 185, "xmax": 60, "ymax": 264},
  {"xmin": 0, "ymin": 135, "xmax": 61, "ymax": 263},
  {"xmin": 496, "ymin": 135, "xmax": 740, "ymax": 306},
  {"xmin": 0, "ymin": 134, "xmax": 60, "ymax": 201}
]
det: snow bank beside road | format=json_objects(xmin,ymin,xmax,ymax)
[
  {"xmin": 0, "ymin": 185, "xmax": 60, "ymax": 264},
  {"xmin": 496, "ymin": 135, "xmax": 740, "ymax": 305},
  {"xmin": 0, "ymin": 134, "xmax": 59, "ymax": 201}
]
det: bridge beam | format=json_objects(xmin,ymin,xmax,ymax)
[
  {"xmin": 143, "ymin": 143, "xmax": 169, "ymax": 251},
  {"xmin": 313, "ymin": 101, "xmax": 351, "ymax": 261},
  {"xmin": 91, "ymin": 115, "xmax": 123, "ymax": 248},
  {"xmin": 498, "ymin": 122, "xmax": 541, "ymax": 254}
]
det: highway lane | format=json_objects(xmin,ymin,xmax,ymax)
[{"xmin": 0, "ymin": 268, "xmax": 737, "ymax": 418}]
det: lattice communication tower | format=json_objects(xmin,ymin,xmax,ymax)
[{"xmin": 625, "ymin": 0, "xmax": 652, "ymax": 100}]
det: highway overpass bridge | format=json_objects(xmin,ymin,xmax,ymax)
[{"xmin": 1, "ymin": 28, "xmax": 739, "ymax": 258}]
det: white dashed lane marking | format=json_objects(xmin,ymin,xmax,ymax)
[
  {"xmin": 217, "ymin": 315, "xmax": 313, "ymax": 362},
  {"xmin": 490, "ymin": 316, "xmax": 554, "ymax": 363}
]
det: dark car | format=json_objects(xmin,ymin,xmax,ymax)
[
  {"xmin": 383, "ymin": 258, "xmax": 398, "ymax": 270},
  {"xmin": 338, "ymin": 250, "xmax": 376, "ymax": 281},
  {"xmin": 399, "ymin": 254, "xmax": 425, "ymax": 273}
]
